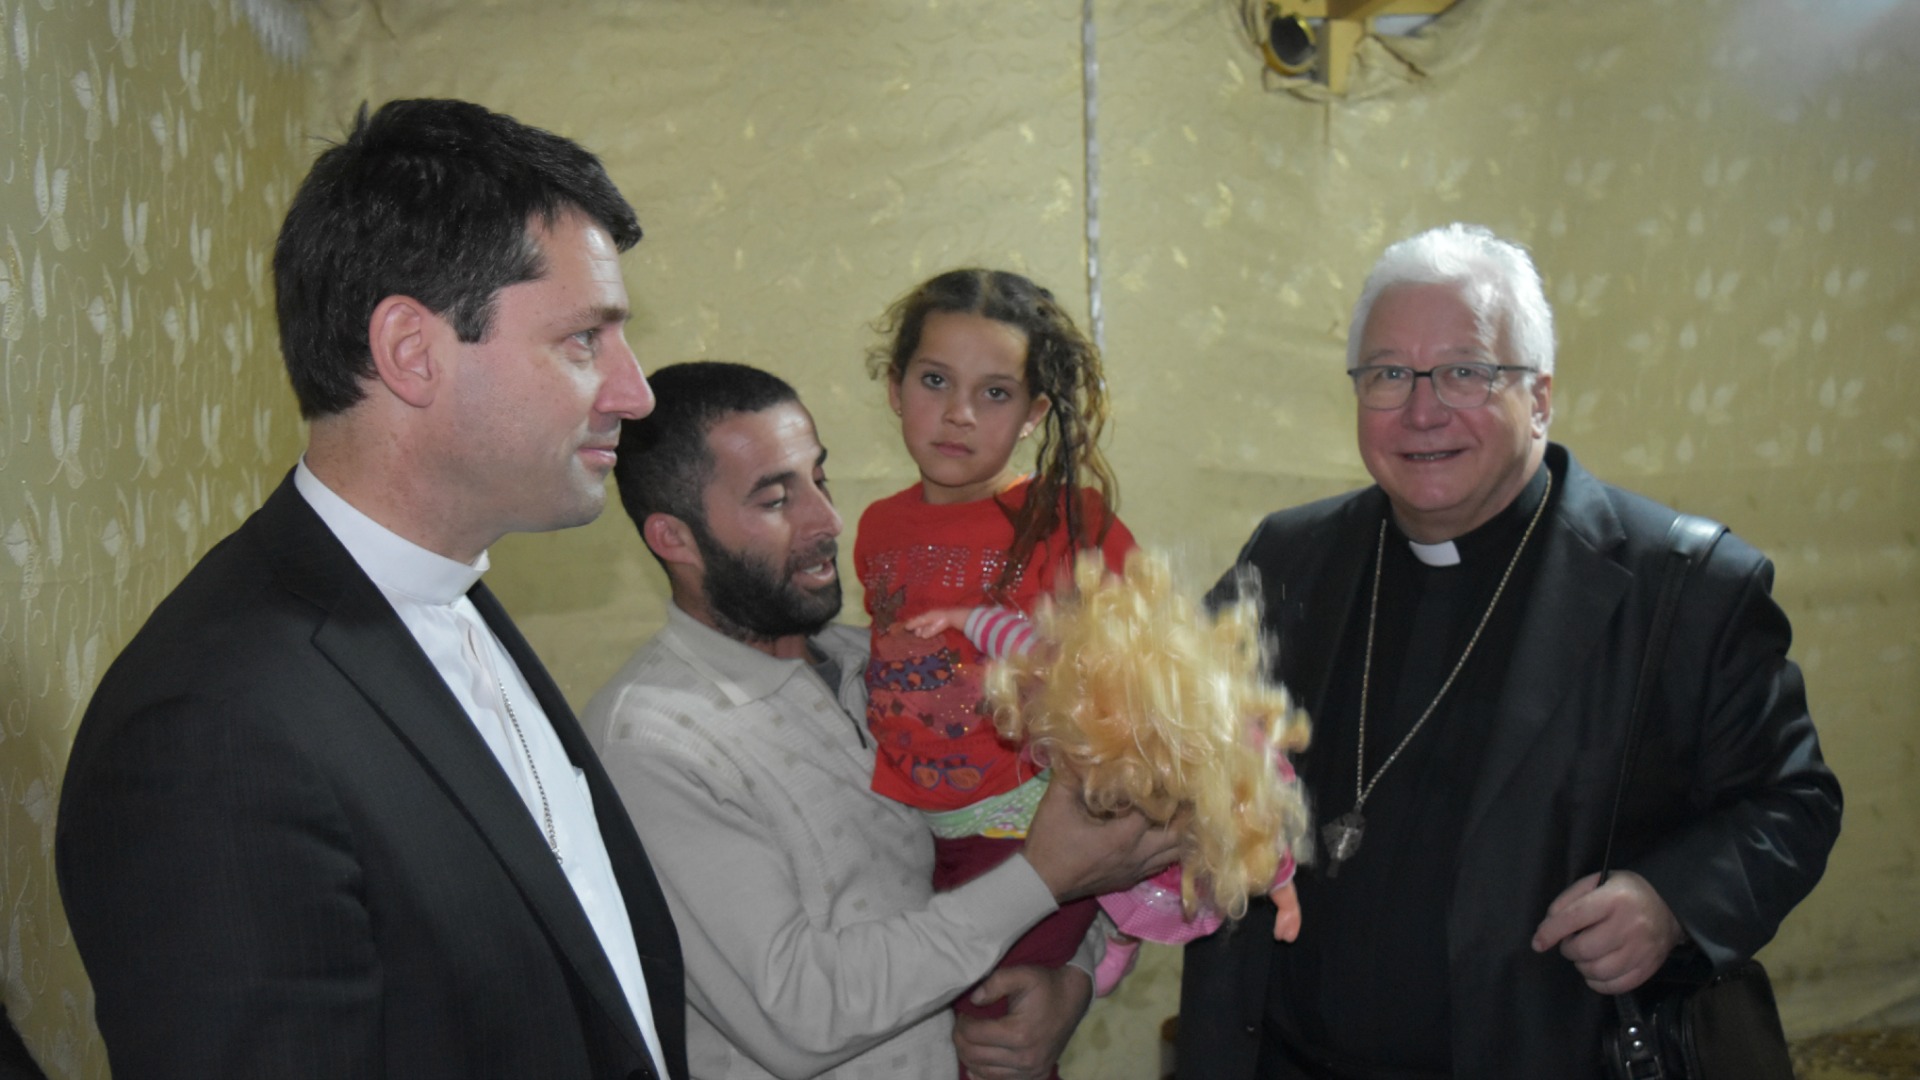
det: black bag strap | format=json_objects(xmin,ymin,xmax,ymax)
[
  {"xmin": 1599, "ymin": 513, "xmax": 1725, "ymax": 1080},
  {"xmin": 1598, "ymin": 513, "xmax": 1726, "ymax": 881}
]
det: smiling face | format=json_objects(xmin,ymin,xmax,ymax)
[
  {"xmin": 689, "ymin": 402, "xmax": 844, "ymax": 655},
  {"xmin": 887, "ymin": 310, "xmax": 1050, "ymax": 505},
  {"xmin": 441, "ymin": 211, "xmax": 653, "ymax": 549},
  {"xmin": 1355, "ymin": 281, "xmax": 1551, "ymax": 543}
]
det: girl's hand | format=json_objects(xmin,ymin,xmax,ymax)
[
  {"xmin": 904, "ymin": 607, "xmax": 975, "ymax": 638},
  {"xmin": 1270, "ymin": 881, "xmax": 1302, "ymax": 942}
]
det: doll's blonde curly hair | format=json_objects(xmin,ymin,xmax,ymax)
[{"xmin": 986, "ymin": 548, "xmax": 1311, "ymax": 920}]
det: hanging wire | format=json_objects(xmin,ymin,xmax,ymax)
[{"xmin": 1081, "ymin": 0, "xmax": 1105, "ymax": 354}]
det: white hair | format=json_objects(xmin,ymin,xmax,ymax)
[{"xmin": 1347, "ymin": 223, "xmax": 1556, "ymax": 377}]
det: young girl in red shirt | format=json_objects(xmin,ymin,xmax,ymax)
[
  {"xmin": 856, "ymin": 269, "xmax": 1130, "ymax": 1027},
  {"xmin": 856, "ymin": 270, "xmax": 1301, "ymax": 1053}
]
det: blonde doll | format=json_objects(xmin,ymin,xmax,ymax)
[{"xmin": 987, "ymin": 549, "xmax": 1310, "ymax": 972}]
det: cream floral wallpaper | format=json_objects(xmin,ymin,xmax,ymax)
[
  {"xmin": 0, "ymin": 0, "xmax": 306, "ymax": 1073},
  {"xmin": 2, "ymin": 0, "xmax": 1913, "ymax": 1075},
  {"xmin": 304, "ymin": 3, "xmax": 1917, "ymax": 1075},
  {"xmin": 1089, "ymin": 0, "xmax": 1919, "ymax": 1065}
]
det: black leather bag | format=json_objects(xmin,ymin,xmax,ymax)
[
  {"xmin": 1594, "ymin": 516, "xmax": 1794, "ymax": 1080},
  {"xmin": 1602, "ymin": 958, "xmax": 1795, "ymax": 1080}
]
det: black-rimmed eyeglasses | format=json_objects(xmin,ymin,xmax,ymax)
[{"xmin": 1346, "ymin": 363, "xmax": 1537, "ymax": 410}]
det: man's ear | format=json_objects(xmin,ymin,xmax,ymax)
[
  {"xmin": 368, "ymin": 295, "xmax": 444, "ymax": 409},
  {"xmin": 643, "ymin": 512, "xmax": 702, "ymax": 570},
  {"xmin": 1529, "ymin": 372, "xmax": 1554, "ymax": 435}
]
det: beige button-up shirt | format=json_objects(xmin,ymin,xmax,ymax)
[{"xmin": 584, "ymin": 605, "xmax": 1065, "ymax": 1080}]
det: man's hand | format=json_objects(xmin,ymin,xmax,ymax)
[
  {"xmin": 1531, "ymin": 870, "xmax": 1685, "ymax": 994},
  {"xmin": 953, "ymin": 964, "xmax": 1092, "ymax": 1080},
  {"xmin": 1022, "ymin": 770, "xmax": 1183, "ymax": 903}
]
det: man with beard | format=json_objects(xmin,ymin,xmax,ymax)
[{"xmin": 585, "ymin": 362, "xmax": 1179, "ymax": 1080}]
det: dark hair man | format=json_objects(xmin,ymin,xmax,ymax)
[
  {"xmin": 1178, "ymin": 223, "xmax": 1841, "ymax": 1080},
  {"xmin": 586, "ymin": 361, "xmax": 1178, "ymax": 1080},
  {"xmin": 57, "ymin": 99, "xmax": 686, "ymax": 1079}
]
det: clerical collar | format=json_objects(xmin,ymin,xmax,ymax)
[
  {"xmin": 294, "ymin": 459, "xmax": 487, "ymax": 605},
  {"xmin": 1397, "ymin": 463, "xmax": 1553, "ymax": 567},
  {"xmin": 1407, "ymin": 539, "xmax": 1460, "ymax": 567}
]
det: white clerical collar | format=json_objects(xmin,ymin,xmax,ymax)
[
  {"xmin": 294, "ymin": 460, "xmax": 487, "ymax": 605},
  {"xmin": 1407, "ymin": 538, "xmax": 1461, "ymax": 567}
]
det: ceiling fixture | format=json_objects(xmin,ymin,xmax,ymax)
[{"xmin": 1244, "ymin": 0, "xmax": 1461, "ymax": 94}]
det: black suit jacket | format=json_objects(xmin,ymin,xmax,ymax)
[
  {"xmin": 1179, "ymin": 445, "xmax": 1841, "ymax": 1079},
  {"xmin": 57, "ymin": 474, "xmax": 687, "ymax": 1080}
]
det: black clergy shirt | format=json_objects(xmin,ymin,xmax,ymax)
[{"xmin": 1263, "ymin": 461, "xmax": 1558, "ymax": 1080}]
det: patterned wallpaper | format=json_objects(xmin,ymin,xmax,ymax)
[
  {"xmin": 303, "ymin": 2, "xmax": 1918, "ymax": 1074},
  {"xmin": 1, "ymin": 0, "xmax": 1912, "ymax": 1075},
  {"xmin": 1089, "ymin": 0, "xmax": 1920, "ymax": 1063},
  {"xmin": 0, "ymin": 0, "xmax": 307, "ymax": 1073}
]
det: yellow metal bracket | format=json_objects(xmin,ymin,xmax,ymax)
[{"xmin": 1271, "ymin": 0, "xmax": 1457, "ymax": 94}]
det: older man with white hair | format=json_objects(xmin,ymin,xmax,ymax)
[{"xmin": 1177, "ymin": 223, "xmax": 1841, "ymax": 1080}]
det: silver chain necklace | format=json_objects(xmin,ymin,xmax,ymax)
[
  {"xmin": 1320, "ymin": 468, "xmax": 1552, "ymax": 878},
  {"xmin": 497, "ymin": 679, "xmax": 563, "ymax": 865}
]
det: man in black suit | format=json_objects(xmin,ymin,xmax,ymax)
[
  {"xmin": 57, "ymin": 99, "xmax": 685, "ymax": 1079},
  {"xmin": 1178, "ymin": 223, "xmax": 1841, "ymax": 1079}
]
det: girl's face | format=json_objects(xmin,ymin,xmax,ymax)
[{"xmin": 888, "ymin": 310, "xmax": 1050, "ymax": 505}]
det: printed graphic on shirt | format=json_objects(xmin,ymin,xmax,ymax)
[{"xmin": 861, "ymin": 549, "xmax": 1028, "ymax": 810}]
